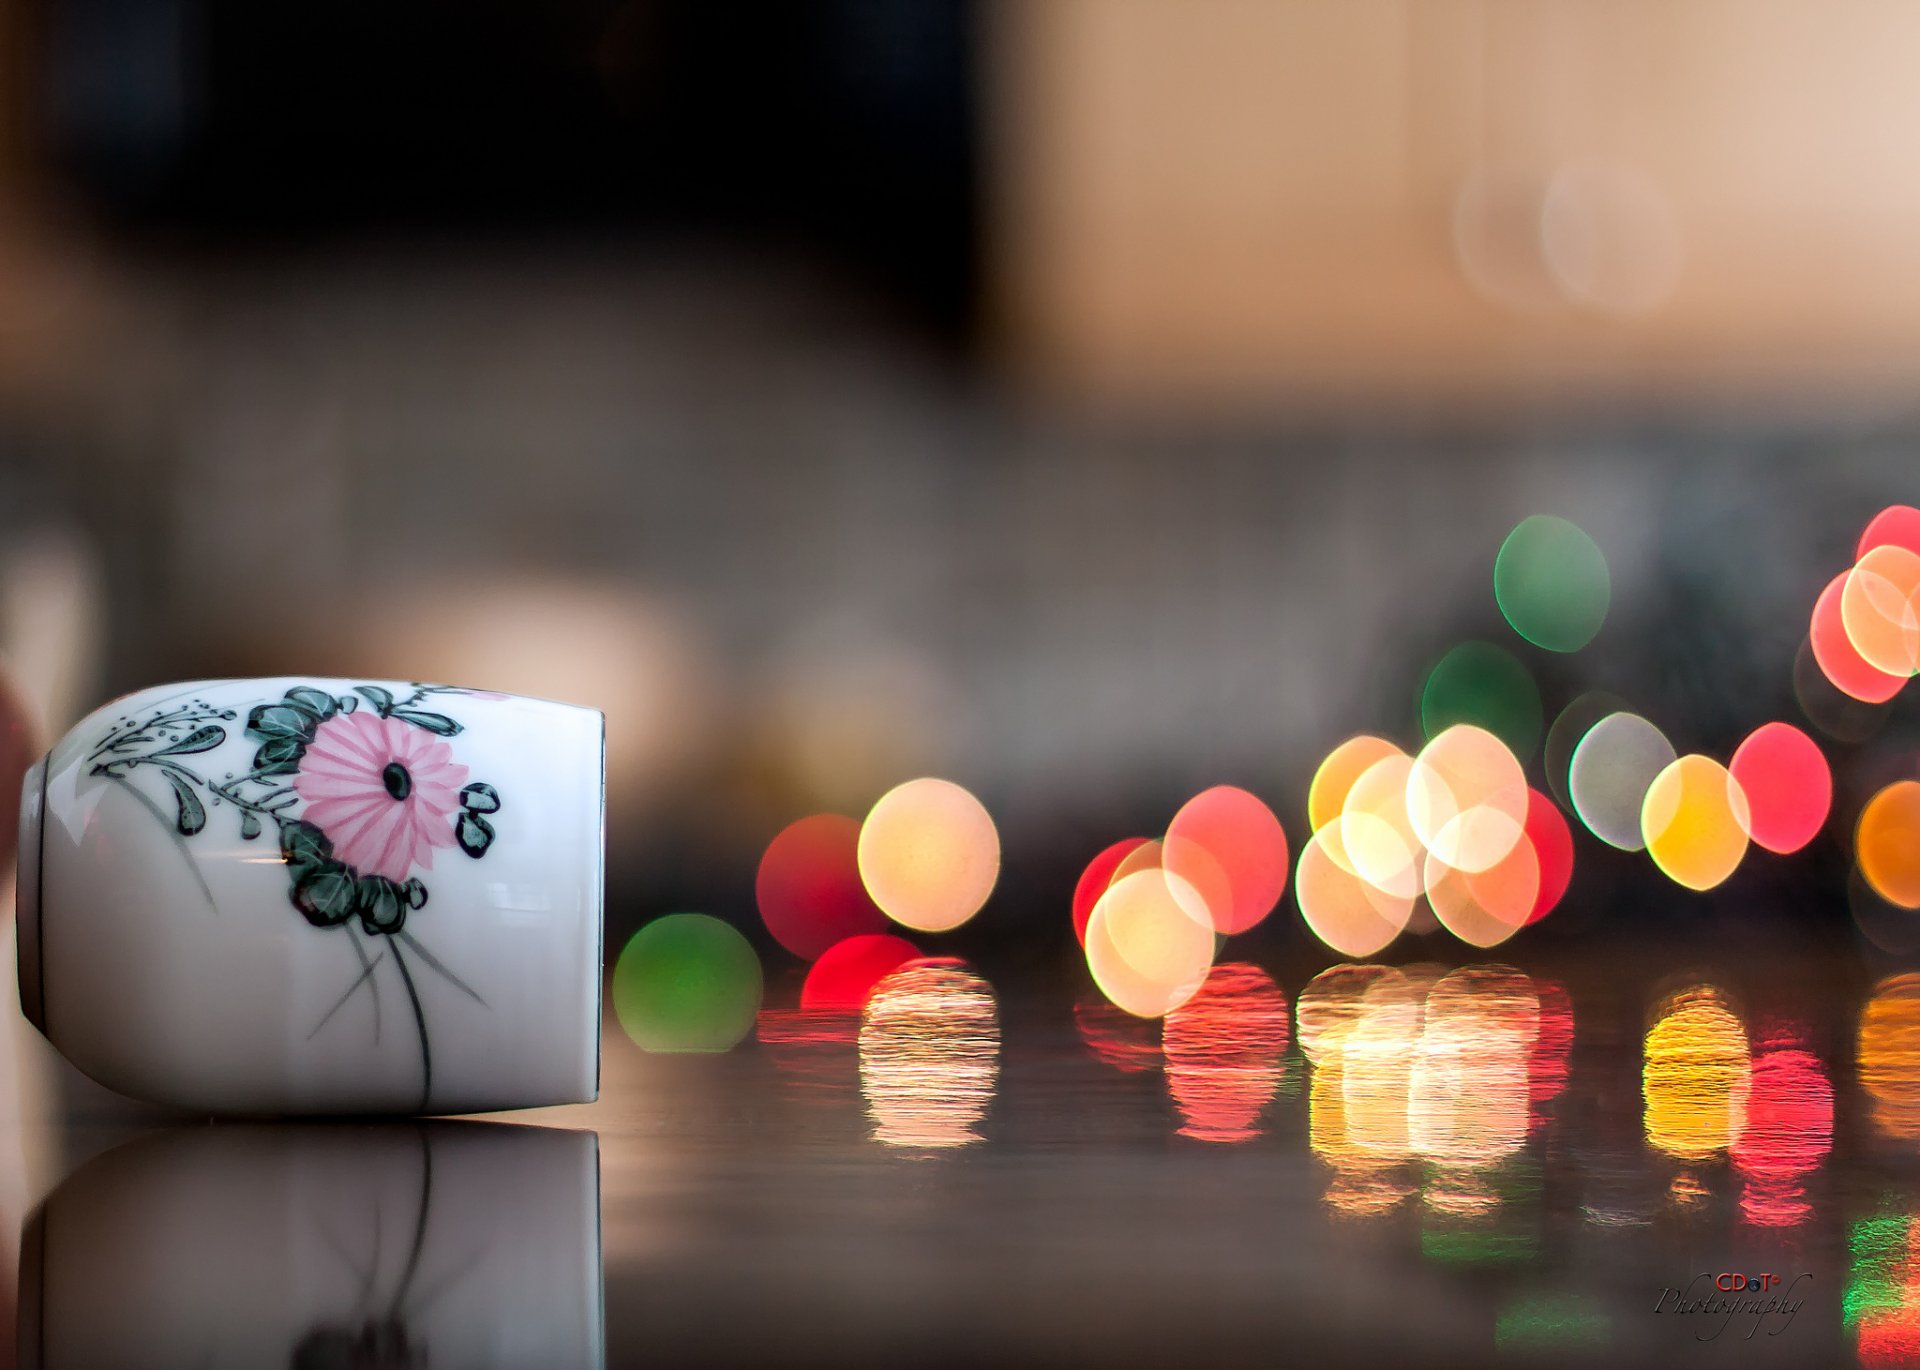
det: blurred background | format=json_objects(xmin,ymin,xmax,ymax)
[{"xmin": 0, "ymin": 0, "xmax": 1917, "ymax": 971}]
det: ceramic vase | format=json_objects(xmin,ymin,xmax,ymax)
[{"xmin": 17, "ymin": 678, "xmax": 603, "ymax": 1114}]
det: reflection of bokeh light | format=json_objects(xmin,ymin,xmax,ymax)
[
  {"xmin": 756, "ymin": 814, "xmax": 889, "ymax": 960},
  {"xmin": 1306, "ymin": 966, "xmax": 1420, "ymax": 1217},
  {"xmin": 1849, "ymin": 1208, "xmax": 1920, "ymax": 1368},
  {"xmin": 1296, "ymin": 963, "xmax": 1403, "ymax": 1064},
  {"xmin": 1860, "ymin": 975, "xmax": 1920, "ymax": 1141},
  {"xmin": 1295, "ymin": 825, "xmax": 1413, "ymax": 959},
  {"xmin": 1495, "ymin": 1294, "xmax": 1610, "ymax": 1357},
  {"xmin": 1409, "ymin": 967, "xmax": 1535, "ymax": 1175},
  {"xmin": 1339, "ymin": 753, "xmax": 1426, "ymax": 897},
  {"xmin": 800, "ymin": 933, "xmax": 921, "ymax": 1012},
  {"xmin": 1842, "ymin": 545, "xmax": 1920, "ymax": 678},
  {"xmin": 1084, "ymin": 870, "xmax": 1215, "ymax": 1018},
  {"xmin": 1071, "ymin": 837, "xmax": 1150, "ymax": 946},
  {"xmin": 1163, "ymin": 963, "xmax": 1291, "ymax": 1143},
  {"xmin": 1406, "ymin": 725, "xmax": 1527, "ymax": 874},
  {"xmin": 1074, "ymin": 994, "xmax": 1162, "ymax": 1073},
  {"xmin": 1643, "ymin": 986, "xmax": 1750, "ymax": 1161},
  {"xmin": 1731, "ymin": 1031, "xmax": 1831, "ymax": 1228},
  {"xmin": 1493, "ymin": 515, "xmax": 1610, "ymax": 653},
  {"xmin": 1812, "ymin": 570, "xmax": 1907, "ymax": 704},
  {"xmin": 1859, "ymin": 782, "xmax": 1920, "ymax": 910},
  {"xmin": 1641, "ymin": 755, "xmax": 1749, "ymax": 891},
  {"xmin": 1522, "ymin": 790, "xmax": 1574, "ymax": 924},
  {"xmin": 1727, "ymin": 723, "xmax": 1831, "ymax": 855},
  {"xmin": 1568, "ymin": 711, "xmax": 1675, "ymax": 851},
  {"xmin": 1163, "ymin": 786, "xmax": 1289, "ymax": 935},
  {"xmin": 858, "ymin": 960, "xmax": 999, "ymax": 1149},
  {"xmin": 1420, "ymin": 642, "xmax": 1543, "ymax": 760},
  {"xmin": 1308, "ymin": 735, "xmax": 1403, "ymax": 832},
  {"xmin": 1862, "ymin": 505, "xmax": 1920, "ymax": 559},
  {"xmin": 612, "ymin": 914, "xmax": 763, "ymax": 1053},
  {"xmin": 857, "ymin": 778, "xmax": 1000, "ymax": 933},
  {"xmin": 1306, "ymin": 964, "xmax": 1543, "ymax": 1221},
  {"xmin": 1528, "ymin": 981, "xmax": 1574, "ymax": 1128}
]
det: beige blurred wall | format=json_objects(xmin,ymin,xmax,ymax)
[{"xmin": 991, "ymin": 0, "xmax": 1920, "ymax": 407}]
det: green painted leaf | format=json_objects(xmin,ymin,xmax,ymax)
[
  {"xmin": 459, "ymin": 782, "xmax": 500, "ymax": 814},
  {"xmin": 252, "ymin": 734, "xmax": 305, "ymax": 778},
  {"xmin": 356, "ymin": 877, "xmax": 406, "ymax": 934},
  {"xmin": 247, "ymin": 703, "xmax": 317, "ymax": 740},
  {"xmin": 456, "ymin": 811, "xmax": 494, "ymax": 858},
  {"xmin": 393, "ymin": 709, "xmax": 462, "ymax": 737},
  {"xmin": 355, "ymin": 685, "xmax": 395, "ymax": 716},
  {"xmin": 338, "ymin": 695, "xmax": 358, "ymax": 713},
  {"xmin": 280, "ymin": 819, "xmax": 333, "ymax": 872},
  {"xmin": 282, "ymin": 687, "xmax": 339, "ymax": 719},
  {"xmin": 151, "ymin": 725, "xmax": 226, "ymax": 757},
  {"xmin": 162, "ymin": 772, "xmax": 206, "ymax": 836},
  {"xmin": 240, "ymin": 811, "xmax": 262, "ymax": 840},
  {"xmin": 403, "ymin": 877, "xmax": 428, "ymax": 909},
  {"xmin": 293, "ymin": 868, "xmax": 357, "ymax": 927}
]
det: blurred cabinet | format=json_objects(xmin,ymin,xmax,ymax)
[{"xmin": 991, "ymin": 0, "xmax": 1920, "ymax": 405}]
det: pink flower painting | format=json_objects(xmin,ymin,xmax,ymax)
[{"xmin": 294, "ymin": 711, "xmax": 469, "ymax": 881}]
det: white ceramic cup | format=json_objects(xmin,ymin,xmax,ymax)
[
  {"xmin": 17, "ymin": 678, "xmax": 604, "ymax": 1114},
  {"xmin": 21, "ymin": 1121, "xmax": 605, "ymax": 1368}
]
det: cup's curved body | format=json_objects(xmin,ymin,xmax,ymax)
[
  {"xmin": 17, "ymin": 678, "xmax": 603, "ymax": 1114},
  {"xmin": 21, "ymin": 1121, "xmax": 605, "ymax": 1369}
]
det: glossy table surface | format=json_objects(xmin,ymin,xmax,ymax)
[{"xmin": 10, "ymin": 936, "xmax": 1917, "ymax": 1370}]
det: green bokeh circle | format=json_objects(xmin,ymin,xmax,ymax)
[
  {"xmin": 1494, "ymin": 515, "xmax": 1610, "ymax": 653},
  {"xmin": 1420, "ymin": 641, "xmax": 1543, "ymax": 760},
  {"xmin": 612, "ymin": 913, "xmax": 763, "ymax": 1053}
]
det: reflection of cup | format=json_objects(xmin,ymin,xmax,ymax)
[
  {"xmin": 20, "ymin": 1121, "xmax": 604, "ymax": 1368},
  {"xmin": 18, "ymin": 678, "xmax": 604, "ymax": 1114}
]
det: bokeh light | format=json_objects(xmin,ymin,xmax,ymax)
[
  {"xmin": 1162, "ymin": 963, "xmax": 1291, "ymax": 1143},
  {"xmin": 1294, "ymin": 824, "xmax": 1413, "ymax": 959},
  {"xmin": 1071, "ymin": 837, "xmax": 1151, "ymax": 946},
  {"xmin": 1493, "ymin": 515, "xmax": 1610, "ymax": 652},
  {"xmin": 800, "ymin": 933, "xmax": 921, "ymax": 1012},
  {"xmin": 1642, "ymin": 986, "xmax": 1750, "ymax": 1161},
  {"xmin": 1859, "ymin": 781, "xmax": 1920, "ymax": 910},
  {"xmin": 857, "ymin": 777, "xmax": 1000, "ymax": 933},
  {"xmin": 1641, "ymin": 755, "xmax": 1750, "ymax": 891},
  {"xmin": 1861, "ymin": 505, "xmax": 1920, "ymax": 560},
  {"xmin": 1338, "ymin": 753, "xmax": 1426, "ymax": 898},
  {"xmin": 1406, "ymin": 724, "xmax": 1528, "ymax": 874},
  {"xmin": 1420, "ymin": 642, "xmax": 1543, "ymax": 760},
  {"xmin": 1842, "ymin": 545, "xmax": 1920, "ymax": 678},
  {"xmin": 1424, "ymin": 841, "xmax": 1537, "ymax": 949},
  {"xmin": 756, "ymin": 814, "xmax": 889, "ymax": 961},
  {"xmin": 1795, "ymin": 635, "xmax": 1891, "ymax": 743},
  {"xmin": 1522, "ymin": 789, "xmax": 1574, "ymax": 924},
  {"xmin": 612, "ymin": 913, "xmax": 764, "ymax": 1053},
  {"xmin": 1308, "ymin": 735, "xmax": 1403, "ymax": 833},
  {"xmin": 1812, "ymin": 570, "xmax": 1907, "ymax": 703},
  {"xmin": 1860, "ymin": 975, "xmax": 1920, "ymax": 1141},
  {"xmin": 1727, "ymin": 722, "xmax": 1831, "ymax": 855},
  {"xmin": 858, "ymin": 959, "xmax": 999, "ymax": 1149},
  {"xmin": 1163, "ymin": 785, "xmax": 1289, "ymax": 935},
  {"xmin": 1567, "ymin": 711, "xmax": 1675, "ymax": 851},
  {"xmin": 1084, "ymin": 869, "xmax": 1216, "ymax": 1018},
  {"xmin": 1543, "ymin": 691, "xmax": 1630, "ymax": 811}
]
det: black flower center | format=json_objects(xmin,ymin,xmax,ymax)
[{"xmin": 382, "ymin": 762, "xmax": 412, "ymax": 800}]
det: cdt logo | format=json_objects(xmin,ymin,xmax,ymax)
[{"xmin": 1652, "ymin": 1272, "xmax": 1811, "ymax": 1341}]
